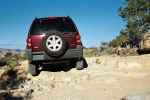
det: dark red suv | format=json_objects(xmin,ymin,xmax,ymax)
[{"xmin": 26, "ymin": 16, "xmax": 87, "ymax": 76}]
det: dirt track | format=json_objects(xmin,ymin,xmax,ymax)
[{"xmin": 20, "ymin": 55, "xmax": 150, "ymax": 100}]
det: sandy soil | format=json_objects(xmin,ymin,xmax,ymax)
[{"xmin": 20, "ymin": 55, "xmax": 150, "ymax": 100}]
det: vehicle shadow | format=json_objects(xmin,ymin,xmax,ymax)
[
  {"xmin": 3, "ymin": 95, "xmax": 24, "ymax": 100},
  {"xmin": 137, "ymin": 49, "xmax": 150, "ymax": 55},
  {"xmin": 41, "ymin": 63, "xmax": 74, "ymax": 72},
  {"xmin": 41, "ymin": 58, "xmax": 88, "ymax": 72}
]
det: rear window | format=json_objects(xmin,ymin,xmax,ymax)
[{"xmin": 29, "ymin": 17, "xmax": 77, "ymax": 35}]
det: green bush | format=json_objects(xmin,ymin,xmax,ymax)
[
  {"xmin": 6, "ymin": 57, "xmax": 18, "ymax": 69},
  {"xmin": 0, "ymin": 52, "xmax": 23, "ymax": 69},
  {"xmin": 13, "ymin": 53, "xmax": 27, "ymax": 61}
]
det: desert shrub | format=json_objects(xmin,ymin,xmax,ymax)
[
  {"xmin": 117, "ymin": 48, "xmax": 138, "ymax": 56},
  {"xmin": 6, "ymin": 57, "xmax": 18, "ymax": 69},
  {"xmin": 21, "ymin": 53, "xmax": 27, "ymax": 60},
  {"xmin": 84, "ymin": 48, "xmax": 98, "ymax": 57},
  {"xmin": 13, "ymin": 53, "xmax": 26, "ymax": 61},
  {"xmin": 0, "ymin": 52, "xmax": 22, "ymax": 68},
  {"xmin": 99, "ymin": 47, "xmax": 116, "ymax": 55},
  {"xmin": 0, "ymin": 58, "xmax": 7, "ymax": 66},
  {"xmin": 5, "ymin": 52, "xmax": 13, "ymax": 58},
  {"xmin": 84, "ymin": 47, "xmax": 116, "ymax": 57}
]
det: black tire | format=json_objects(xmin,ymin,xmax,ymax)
[
  {"xmin": 28, "ymin": 63, "xmax": 39, "ymax": 76},
  {"xmin": 43, "ymin": 31, "xmax": 67, "ymax": 58},
  {"xmin": 76, "ymin": 58, "xmax": 88, "ymax": 70}
]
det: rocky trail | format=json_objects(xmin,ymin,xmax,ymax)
[{"xmin": 2, "ymin": 55, "xmax": 150, "ymax": 100}]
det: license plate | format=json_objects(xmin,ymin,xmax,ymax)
[{"xmin": 33, "ymin": 55, "xmax": 44, "ymax": 60}]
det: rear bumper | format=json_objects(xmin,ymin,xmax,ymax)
[{"xmin": 26, "ymin": 46, "xmax": 83, "ymax": 62}]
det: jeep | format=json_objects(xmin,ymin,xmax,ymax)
[{"xmin": 26, "ymin": 16, "xmax": 86, "ymax": 76}]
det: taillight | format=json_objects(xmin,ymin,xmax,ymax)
[
  {"xmin": 27, "ymin": 37, "xmax": 32, "ymax": 49},
  {"xmin": 75, "ymin": 33, "xmax": 81, "ymax": 45}
]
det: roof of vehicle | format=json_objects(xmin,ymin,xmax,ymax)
[{"xmin": 35, "ymin": 16, "xmax": 71, "ymax": 20}]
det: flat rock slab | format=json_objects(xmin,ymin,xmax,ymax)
[{"xmin": 121, "ymin": 92, "xmax": 150, "ymax": 100}]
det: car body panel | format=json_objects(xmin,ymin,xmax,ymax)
[
  {"xmin": 29, "ymin": 34, "xmax": 45, "ymax": 52},
  {"xmin": 26, "ymin": 45, "xmax": 83, "ymax": 62}
]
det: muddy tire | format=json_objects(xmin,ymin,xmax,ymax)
[{"xmin": 76, "ymin": 58, "xmax": 88, "ymax": 70}]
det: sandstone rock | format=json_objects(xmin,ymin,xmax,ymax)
[
  {"xmin": 95, "ymin": 58, "xmax": 102, "ymax": 64},
  {"xmin": 121, "ymin": 94, "xmax": 150, "ymax": 100}
]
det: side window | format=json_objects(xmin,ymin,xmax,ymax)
[
  {"xmin": 29, "ymin": 20, "xmax": 40, "ymax": 35},
  {"xmin": 64, "ymin": 18, "xmax": 78, "ymax": 32}
]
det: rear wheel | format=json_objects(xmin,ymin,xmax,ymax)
[
  {"xmin": 75, "ymin": 58, "xmax": 88, "ymax": 70},
  {"xmin": 28, "ymin": 63, "xmax": 39, "ymax": 76}
]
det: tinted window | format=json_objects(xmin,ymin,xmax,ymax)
[{"xmin": 29, "ymin": 18, "xmax": 77, "ymax": 35}]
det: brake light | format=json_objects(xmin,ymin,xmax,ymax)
[
  {"xmin": 75, "ymin": 33, "xmax": 81, "ymax": 45},
  {"xmin": 27, "ymin": 37, "xmax": 32, "ymax": 49}
]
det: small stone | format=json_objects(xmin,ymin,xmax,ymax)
[
  {"xmin": 50, "ymin": 84, "xmax": 55, "ymax": 88},
  {"xmin": 95, "ymin": 59, "xmax": 101, "ymax": 64}
]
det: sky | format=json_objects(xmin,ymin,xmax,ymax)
[{"xmin": 0, "ymin": 0, "xmax": 125, "ymax": 49}]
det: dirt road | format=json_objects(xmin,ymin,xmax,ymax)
[{"xmin": 20, "ymin": 55, "xmax": 150, "ymax": 100}]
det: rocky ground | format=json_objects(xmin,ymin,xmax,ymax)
[{"xmin": 1, "ymin": 55, "xmax": 150, "ymax": 100}]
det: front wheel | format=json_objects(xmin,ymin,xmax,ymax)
[{"xmin": 28, "ymin": 63, "xmax": 39, "ymax": 76}]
